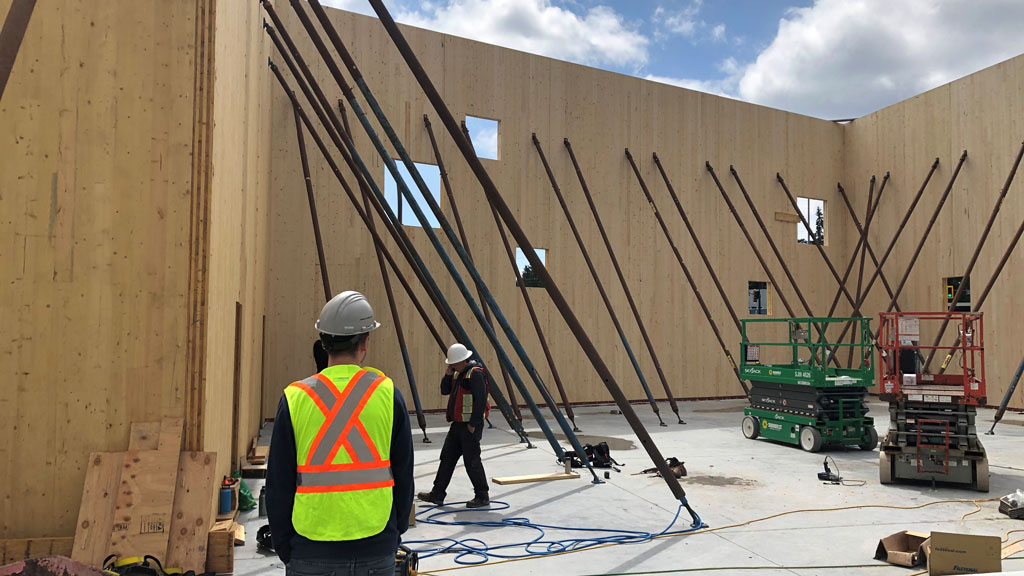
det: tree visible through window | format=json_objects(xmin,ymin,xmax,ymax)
[
  {"xmin": 796, "ymin": 197, "xmax": 825, "ymax": 245},
  {"xmin": 515, "ymin": 247, "xmax": 546, "ymax": 288}
]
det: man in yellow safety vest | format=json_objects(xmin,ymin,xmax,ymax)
[{"xmin": 267, "ymin": 291, "xmax": 414, "ymax": 575}]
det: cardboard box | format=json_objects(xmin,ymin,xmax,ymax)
[
  {"xmin": 876, "ymin": 530, "xmax": 931, "ymax": 567},
  {"xmin": 927, "ymin": 532, "xmax": 1001, "ymax": 576}
]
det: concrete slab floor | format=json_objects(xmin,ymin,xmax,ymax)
[{"xmin": 234, "ymin": 399, "xmax": 1024, "ymax": 576}]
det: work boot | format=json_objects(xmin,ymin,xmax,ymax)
[
  {"xmin": 465, "ymin": 495, "xmax": 490, "ymax": 509},
  {"xmin": 416, "ymin": 491, "xmax": 444, "ymax": 506}
]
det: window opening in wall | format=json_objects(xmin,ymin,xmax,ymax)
[
  {"xmin": 383, "ymin": 161, "xmax": 442, "ymax": 228},
  {"xmin": 796, "ymin": 197, "xmax": 825, "ymax": 245},
  {"xmin": 465, "ymin": 116, "xmax": 499, "ymax": 160},
  {"xmin": 515, "ymin": 247, "xmax": 546, "ymax": 287},
  {"xmin": 748, "ymin": 281, "xmax": 770, "ymax": 315},
  {"xmin": 945, "ymin": 276, "xmax": 971, "ymax": 312}
]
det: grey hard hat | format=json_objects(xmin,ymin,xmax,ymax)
[{"xmin": 315, "ymin": 291, "xmax": 381, "ymax": 336}]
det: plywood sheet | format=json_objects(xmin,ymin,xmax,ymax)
[
  {"xmin": 71, "ymin": 452, "xmax": 124, "ymax": 567},
  {"xmin": 165, "ymin": 452, "xmax": 217, "ymax": 573},
  {"xmin": 107, "ymin": 450, "xmax": 179, "ymax": 559},
  {"xmin": 128, "ymin": 423, "xmax": 161, "ymax": 451},
  {"xmin": 159, "ymin": 418, "xmax": 184, "ymax": 452},
  {"xmin": 0, "ymin": 537, "xmax": 74, "ymax": 564}
]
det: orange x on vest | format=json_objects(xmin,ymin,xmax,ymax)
[{"xmin": 290, "ymin": 369, "xmax": 393, "ymax": 493}]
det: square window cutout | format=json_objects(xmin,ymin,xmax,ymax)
[
  {"xmin": 383, "ymin": 161, "xmax": 442, "ymax": 228},
  {"xmin": 465, "ymin": 116, "xmax": 499, "ymax": 160},
  {"xmin": 515, "ymin": 247, "xmax": 546, "ymax": 287}
]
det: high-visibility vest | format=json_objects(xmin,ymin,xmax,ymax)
[
  {"xmin": 450, "ymin": 365, "xmax": 490, "ymax": 423},
  {"xmin": 284, "ymin": 365, "xmax": 395, "ymax": 541}
]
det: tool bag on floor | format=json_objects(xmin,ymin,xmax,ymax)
[
  {"xmin": 584, "ymin": 442, "xmax": 621, "ymax": 468},
  {"xmin": 563, "ymin": 442, "xmax": 621, "ymax": 469},
  {"xmin": 637, "ymin": 457, "xmax": 686, "ymax": 478}
]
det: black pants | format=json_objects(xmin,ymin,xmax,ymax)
[{"xmin": 431, "ymin": 422, "xmax": 488, "ymax": 499}]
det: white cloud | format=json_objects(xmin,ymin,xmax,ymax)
[
  {"xmin": 661, "ymin": 0, "xmax": 702, "ymax": 36},
  {"xmin": 645, "ymin": 57, "xmax": 741, "ymax": 99},
  {"xmin": 734, "ymin": 0, "xmax": 1024, "ymax": 118},
  {"xmin": 395, "ymin": 0, "xmax": 649, "ymax": 70},
  {"xmin": 710, "ymin": 23, "xmax": 725, "ymax": 43}
]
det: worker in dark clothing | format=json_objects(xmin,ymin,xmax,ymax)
[
  {"xmin": 312, "ymin": 339, "xmax": 328, "ymax": 372},
  {"xmin": 267, "ymin": 291, "xmax": 414, "ymax": 576},
  {"xmin": 416, "ymin": 343, "xmax": 491, "ymax": 508}
]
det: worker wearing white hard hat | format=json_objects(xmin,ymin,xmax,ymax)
[
  {"xmin": 266, "ymin": 291, "xmax": 414, "ymax": 575},
  {"xmin": 418, "ymin": 343, "xmax": 491, "ymax": 508}
]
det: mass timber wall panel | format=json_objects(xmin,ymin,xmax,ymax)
[
  {"xmin": 263, "ymin": 7, "xmax": 848, "ymax": 413},
  {"xmin": 844, "ymin": 54, "xmax": 1024, "ymax": 410},
  {"xmin": 202, "ymin": 0, "xmax": 271, "ymax": 484},
  {"xmin": 0, "ymin": 0, "xmax": 271, "ymax": 538},
  {"xmin": 0, "ymin": 0, "xmax": 198, "ymax": 537}
]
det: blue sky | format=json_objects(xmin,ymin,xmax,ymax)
[{"xmin": 325, "ymin": 0, "xmax": 1024, "ymax": 119}]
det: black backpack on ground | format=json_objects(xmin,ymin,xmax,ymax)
[{"xmin": 564, "ymin": 441, "xmax": 621, "ymax": 469}]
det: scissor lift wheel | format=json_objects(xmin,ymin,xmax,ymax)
[
  {"xmin": 860, "ymin": 428, "xmax": 879, "ymax": 451},
  {"xmin": 974, "ymin": 459, "xmax": 989, "ymax": 492},
  {"xmin": 799, "ymin": 426, "xmax": 822, "ymax": 452},
  {"xmin": 879, "ymin": 451, "xmax": 894, "ymax": 484},
  {"xmin": 742, "ymin": 415, "xmax": 760, "ymax": 439}
]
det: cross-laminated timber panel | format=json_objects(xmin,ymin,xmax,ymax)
[
  {"xmin": 844, "ymin": 54, "xmax": 1024, "ymax": 411},
  {"xmin": 263, "ymin": 7, "xmax": 848, "ymax": 414},
  {"xmin": 0, "ymin": 0, "xmax": 271, "ymax": 539}
]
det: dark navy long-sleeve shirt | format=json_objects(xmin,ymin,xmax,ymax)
[{"xmin": 266, "ymin": 369, "xmax": 414, "ymax": 564}]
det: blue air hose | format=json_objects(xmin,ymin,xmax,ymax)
[{"xmin": 403, "ymin": 500, "xmax": 705, "ymax": 565}]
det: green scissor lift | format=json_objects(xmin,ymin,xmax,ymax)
[{"xmin": 740, "ymin": 317, "xmax": 878, "ymax": 452}]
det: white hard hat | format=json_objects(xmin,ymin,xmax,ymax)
[
  {"xmin": 445, "ymin": 343, "xmax": 473, "ymax": 365},
  {"xmin": 315, "ymin": 291, "xmax": 381, "ymax": 336}
]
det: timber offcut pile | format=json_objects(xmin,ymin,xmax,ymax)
[{"xmin": 70, "ymin": 419, "xmax": 219, "ymax": 573}]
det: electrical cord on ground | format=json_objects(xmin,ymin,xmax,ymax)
[
  {"xmin": 414, "ymin": 497, "xmax": 1001, "ymax": 574},
  {"xmin": 403, "ymin": 499, "xmax": 705, "ymax": 566},
  {"xmin": 820, "ymin": 455, "xmax": 866, "ymax": 486}
]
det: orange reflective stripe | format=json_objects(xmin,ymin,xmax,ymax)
[
  {"xmin": 291, "ymin": 380, "xmax": 329, "ymax": 416},
  {"xmin": 323, "ymin": 373, "xmax": 386, "ymax": 465},
  {"xmin": 315, "ymin": 373, "xmax": 342, "ymax": 399},
  {"xmin": 305, "ymin": 369, "xmax": 366, "ymax": 466},
  {"xmin": 297, "ymin": 460, "xmax": 390, "ymax": 473},
  {"xmin": 353, "ymin": 419, "xmax": 381, "ymax": 461},
  {"xmin": 296, "ymin": 480, "xmax": 394, "ymax": 494}
]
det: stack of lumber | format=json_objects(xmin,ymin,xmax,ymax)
[
  {"xmin": 246, "ymin": 439, "xmax": 268, "ymax": 465},
  {"xmin": 70, "ymin": 419, "xmax": 218, "ymax": 573},
  {"xmin": 241, "ymin": 438, "xmax": 268, "ymax": 478},
  {"xmin": 205, "ymin": 520, "xmax": 244, "ymax": 574}
]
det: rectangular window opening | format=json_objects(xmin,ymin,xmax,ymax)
[
  {"xmin": 465, "ymin": 116, "xmax": 499, "ymax": 160},
  {"xmin": 796, "ymin": 197, "xmax": 826, "ymax": 245},
  {"xmin": 945, "ymin": 276, "xmax": 971, "ymax": 312},
  {"xmin": 515, "ymin": 247, "xmax": 546, "ymax": 288},
  {"xmin": 748, "ymin": 281, "xmax": 770, "ymax": 315},
  {"xmin": 383, "ymin": 161, "xmax": 442, "ymax": 228}
]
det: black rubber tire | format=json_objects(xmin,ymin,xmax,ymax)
[
  {"xmin": 799, "ymin": 426, "xmax": 823, "ymax": 452},
  {"xmin": 742, "ymin": 415, "xmax": 760, "ymax": 439},
  {"xmin": 859, "ymin": 428, "xmax": 879, "ymax": 451},
  {"xmin": 974, "ymin": 459, "xmax": 990, "ymax": 492}
]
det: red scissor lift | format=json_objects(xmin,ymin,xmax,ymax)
[{"xmin": 877, "ymin": 312, "xmax": 988, "ymax": 491}]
